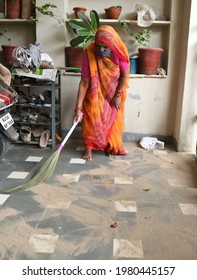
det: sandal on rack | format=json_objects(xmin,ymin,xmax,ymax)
[
  {"xmin": 39, "ymin": 129, "xmax": 50, "ymax": 148},
  {"xmin": 20, "ymin": 126, "xmax": 31, "ymax": 143}
]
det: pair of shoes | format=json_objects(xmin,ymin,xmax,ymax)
[
  {"xmin": 37, "ymin": 113, "xmax": 50, "ymax": 124},
  {"xmin": 39, "ymin": 130, "xmax": 50, "ymax": 148},
  {"xmin": 28, "ymin": 113, "xmax": 38, "ymax": 123},
  {"xmin": 39, "ymin": 90, "xmax": 58, "ymax": 107},
  {"xmin": 32, "ymin": 126, "xmax": 44, "ymax": 139},
  {"xmin": 19, "ymin": 126, "xmax": 31, "ymax": 143},
  {"xmin": 28, "ymin": 95, "xmax": 43, "ymax": 107}
]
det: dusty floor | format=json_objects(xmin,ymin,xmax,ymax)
[{"xmin": 0, "ymin": 140, "xmax": 197, "ymax": 260}]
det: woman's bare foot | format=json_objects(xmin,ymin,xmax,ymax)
[{"xmin": 82, "ymin": 147, "xmax": 92, "ymax": 161}]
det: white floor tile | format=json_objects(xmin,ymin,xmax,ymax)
[
  {"xmin": 25, "ymin": 156, "xmax": 43, "ymax": 162},
  {"xmin": 113, "ymin": 238, "xmax": 144, "ymax": 258},
  {"xmin": 0, "ymin": 194, "xmax": 10, "ymax": 205},
  {"xmin": 69, "ymin": 158, "xmax": 86, "ymax": 164},
  {"xmin": 114, "ymin": 176, "xmax": 133, "ymax": 184},
  {"xmin": 114, "ymin": 200, "xmax": 137, "ymax": 212},
  {"xmin": 63, "ymin": 174, "xmax": 80, "ymax": 183},
  {"xmin": 179, "ymin": 203, "xmax": 197, "ymax": 215},
  {"xmin": 29, "ymin": 234, "xmax": 59, "ymax": 253},
  {"xmin": 7, "ymin": 171, "xmax": 29, "ymax": 179}
]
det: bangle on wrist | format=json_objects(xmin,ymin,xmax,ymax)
[
  {"xmin": 75, "ymin": 107, "xmax": 83, "ymax": 113},
  {"xmin": 115, "ymin": 89, "xmax": 122, "ymax": 97}
]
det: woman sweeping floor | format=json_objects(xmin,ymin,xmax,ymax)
[{"xmin": 73, "ymin": 25, "xmax": 130, "ymax": 161}]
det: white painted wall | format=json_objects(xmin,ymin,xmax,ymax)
[{"xmin": 174, "ymin": 0, "xmax": 197, "ymax": 152}]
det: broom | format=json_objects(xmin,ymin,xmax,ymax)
[{"xmin": 6, "ymin": 118, "xmax": 81, "ymax": 194}]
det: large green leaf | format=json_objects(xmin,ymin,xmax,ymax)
[
  {"xmin": 69, "ymin": 20, "xmax": 87, "ymax": 30},
  {"xmin": 90, "ymin": 10, "xmax": 100, "ymax": 31},
  {"xmin": 82, "ymin": 36, "xmax": 95, "ymax": 49},
  {"xmin": 70, "ymin": 36, "xmax": 86, "ymax": 47},
  {"xmin": 69, "ymin": 10, "xmax": 100, "ymax": 49},
  {"xmin": 77, "ymin": 12, "xmax": 92, "ymax": 29},
  {"xmin": 76, "ymin": 28, "xmax": 94, "ymax": 36}
]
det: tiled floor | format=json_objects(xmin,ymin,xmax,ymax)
[{"xmin": 0, "ymin": 140, "xmax": 197, "ymax": 260}]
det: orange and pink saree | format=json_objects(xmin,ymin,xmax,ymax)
[{"xmin": 82, "ymin": 25, "xmax": 130, "ymax": 155}]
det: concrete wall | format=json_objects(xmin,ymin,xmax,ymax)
[{"xmin": 174, "ymin": 0, "xmax": 197, "ymax": 152}]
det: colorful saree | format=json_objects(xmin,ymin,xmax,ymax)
[{"xmin": 82, "ymin": 25, "xmax": 130, "ymax": 155}]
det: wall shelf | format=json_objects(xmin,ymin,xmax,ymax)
[
  {"xmin": 63, "ymin": 72, "xmax": 167, "ymax": 78},
  {"xmin": 65, "ymin": 18, "xmax": 171, "ymax": 26},
  {"xmin": 0, "ymin": 19, "xmax": 33, "ymax": 23}
]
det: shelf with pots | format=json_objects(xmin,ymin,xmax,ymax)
[{"xmin": 64, "ymin": 0, "xmax": 171, "ymax": 77}]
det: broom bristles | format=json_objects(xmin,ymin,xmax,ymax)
[
  {"xmin": 6, "ymin": 150, "xmax": 60, "ymax": 193},
  {"xmin": 5, "ymin": 119, "xmax": 81, "ymax": 194}
]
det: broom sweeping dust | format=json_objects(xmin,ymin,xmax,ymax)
[{"xmin": 6, "ymin": 116, "xmax": 82, "ymax": 194}]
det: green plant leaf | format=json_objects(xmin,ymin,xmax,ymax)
[
  {"xmin": 82, "ymin": 36, "xmax": 95, "ymax": 49},
  {"xmin": 69, "ymin": 20, "xmax": 87, "ymax": 30},
  {"xmin": 90, "ymin": 10, "xmax": 100, "ymax": 31},
  {"xmin": 70, "ymin": 36, "xmax": 86, "ymax": 47},
  {"xmin": 77, "ymin": 12, "xmax": 92, "ymax": 29},
  {"xmin": 69, "ymin": 10, "xmax": 99, "ymax": 49},
  {"xmin": 76, "ymin": 28, "xmax": 94, "ymax": 36}
]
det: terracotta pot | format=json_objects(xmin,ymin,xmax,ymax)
[
  {"xmin": 21, "ymin": 0, "xmax": 33, "ymax": 19},
  {"xmin": 73, "ymin": 7, "xmax": 87, "ymax": 19},
  {"xmin": 2, "ymin": 45, "xmax": 19, "ymax": 67},
  {"xmin": 138, "ymin": 48, "xmax": 163, "ymax": 75},
  {"xmin": 65, "ymin": 46, "xmax": 84, "ymax": 70},
  {"xmin": 105, "ymin": 6, "xmax": 122, "ymax": 19},
  {"xmin": 6, "ymin": 0, "xmax": 21, "ymax": 19}
]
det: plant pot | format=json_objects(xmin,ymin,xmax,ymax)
[
  {"xmin": 138, "ymin": 48, "xmax": 163, "ymax": 75},
  {"xmin": 6, "ymin": 0, "xmax": 21, "ymax": 19},
  {"xmin": 65, "ymin": 46, "xmax": 84, "ymax": 71},
  {"xmin": 105, "ymin": 6, "xmax": 122, "ymax": 19},
  {"xmin": 2, "ymin": 45, "xmax": 19, "ymax": 67},
  {"xmin": 21, "ymin": 0, "xmax": 34, "ymax": 19},
  {"xmin": 73, "ymin": 7, "xmax": 87, "ymax": 19}
]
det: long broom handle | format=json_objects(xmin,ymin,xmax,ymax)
[
  {"xmin": 57, "ymin": 112, "xmax": 83, "ymax": 152},
  {"xmin": 57, "ymin": 121, "xmax": 78, "ymax": 152}
]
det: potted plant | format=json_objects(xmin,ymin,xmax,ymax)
[
  {"xmin": 0, "ymin": 28, "xmax": 20, "ymax": 67},
  {"xmin": 65, "ymin": 10, "xmax": 100, "ymax": 70},
  {"xmin": 69, "ymin": 10, "xmax": 100, "ymax": 49},
  {"xmin": 4, "ymin": 0, "xmax": 21, "ymax": 19},
  {"xmin": 120, "ymin": 20, "xmax": 163, "ymax": 75}
]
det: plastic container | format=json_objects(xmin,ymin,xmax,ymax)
[{"xmin": 130, "ymin": 57, "xmax": 139, "ymax": 74}]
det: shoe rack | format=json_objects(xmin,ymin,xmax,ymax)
[{"xmin": 10, "ymin": 70, "xmax": 61, "ymax": 149}]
